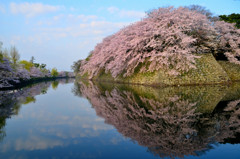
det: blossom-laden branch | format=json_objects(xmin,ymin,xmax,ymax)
[{"xmin": 79, "ymin": 7, "xmax": 240, "ymax": 78}]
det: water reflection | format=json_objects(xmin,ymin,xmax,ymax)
[
  {"xmin": 0, "ymin": 78, "xmax": 75, "ymax": 143},
  {"xmin": 73, "ymin": 80, "xmax": 240, "ymax": 158},
  {"xmin": 0, "ymin": 79, "xmax": 240, "ymax": 158}
]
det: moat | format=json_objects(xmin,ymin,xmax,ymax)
[{"xmin": 0, "ymin": 79, "xmax": 240, "ymax": 159}]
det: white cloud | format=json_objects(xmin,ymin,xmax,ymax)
[
  {"xmin": 0, "ymin": 4, "xmax": 5, "ymax": 13},
  {"xmin": 76, "ymin": 14, "xmax": 98, "ymax": 22},
  {"xmin": 10, "ymin": 2, "xmax": 63, "ymax": 17},
  {"xmin": 119, "ymin": 10, "xmax": 146, "ymax": 19},
  {"xmin": 70, "ymin": 7, "xmax": 77, "ymax": 12},
  {"xmin": 107, "ymin": 6, "xmax": 146, "ymax": 19},
  {"xmin": 35, "ymin": 20, "xmax": 128, "ymax": 38},
  {"xmin": 37, "ymin": 14, "xmax": 99, "ymax": 26},
  {"xmin": 107, "ymin": 6, "xmax": 119, "ymax": 14}
]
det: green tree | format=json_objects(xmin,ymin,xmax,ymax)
[
  {"xmin": 2, "ymin": 48, "xmax": 9, "ymax": 59},
  {"xmin": 10, "ymin": 46, "xmax": 20, "ymax": 66},
  {"xmin": 51, "ymin": 68, "xmax": 58, "ymax": 77},
  {"xmin": 71, "ymin": 59, "xmax": 82, "ymax": 73},
  {"xmin": 19, "ymin": 60, "xmax": 34, "ymax": 71},
  {"xmin": 0, "ymin": 42, "xmax": 10, "ymax": 61},
  {"xmin": 34, "ymin": 63, "xmax": 40, "ymax": 68},
  {"xmin": 40, "ymin": 64, "xmax": 46, "ymax": 69},
  {"xmin": 30, "ymin": 56, "xmax": 35, "ymax": 63},
  {"xmin": 219, "ymin": 13, "xmax": 240, "ymax": 28}
]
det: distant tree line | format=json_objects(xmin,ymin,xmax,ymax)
[
  {"xmin": 0, "ymin": 42, "xmax": 75, "ymax": 88},
  {"xmin": 219, "ymin": 13, "xmax": 240, "ymax": 29}
]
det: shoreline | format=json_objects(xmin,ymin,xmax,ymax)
[
  {"xmin": 0, "ymin": 76, "xmax": 75, "ymax": 91},
  {"xmin": 78, "ymin": 77, "xmax": 240, "ymax": 88}
]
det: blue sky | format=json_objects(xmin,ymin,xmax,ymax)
[{"xmin": 0, "ymin": 0, "xmax": 240, "ymax": 71}]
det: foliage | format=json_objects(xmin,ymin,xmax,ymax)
[
  {"xmin": 219, "ymin": 13, "xmax": 240, "ymax": 29},
  {"xmin": 33, "ymin": 63, "xmax": 46, "ymax": 69},
  {"xmin": 30, "ymin": 67, "xmax": 43, "ymax": 78},
  {"xmin": 79, "ymin": 6, "xmax": 240, "ymax": 79},
  {"xmin": 41, "ymin": 68, "xmax": 52, "ymax": 77},
  {"xmin": 19, "ymin": 60, "xmax": 34, "ymax": 71},
  {"xmin": 58, "ymin": 71, "xmax": 75, "ymax": 77},
  {"xmin": 40, "ymin": 64, "xmax": 46, "ymax": 69},
  {"xmin": 51, "ymin": 68, "xmax": 58, "ymax": 77},
  {"xmin": 0, "ymin": 57, "xmax": 19, "ymax": 88},
  {"xmin": 2, "ymin": 48, "xmax": 10, "ymax": 60},
  {"xmin": 16, "ymin": 68, "xmax": 30, "ymax": 80},
  {"xmin": 23, "ymin": 97, "xmax": 36, "ymax": 104},
  {"xmin": 68, "ymin": 72, "xmax": 75, "ymax": 77},
  {"xmin": 10, "ymin": 46, "xmax": 20, "ymax": 66},
  {"xmin": 58, "ymin": 71, "xmax": 65, "ymax": 77},
  {"xmin": 51, "ymin": 80, "xmax": 59, "ymax": 90},
  {"xmin": 34, "ymin": 63, "xmax": 40, "ymax": 68},
  {"xmin": 30, "ymin": 56, "xmax": 35, "ymax": 63},
  {"xmin": 186, "ymin": 5, "xmax": 219, "ymax": 21},
  {"xmin": 0, "ymin": 42, "xmax": 69, "ymax": 88},
  {"xmin": 71, "ymin": 59, "xmax": 82, "ymax": 73},
  {"xmin": 85, "ymin": 51, "xmax": 93, "ymax": 61}
]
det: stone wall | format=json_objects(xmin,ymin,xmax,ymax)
[{"xmin": 80, "ymin": 53, "xmax": 240, "ymax": 86}]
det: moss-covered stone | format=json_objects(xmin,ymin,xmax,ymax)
[
  {"xmin": 80, "ymin": 53, "xmax": 234, "ymax": 86},
  {"xmin": 218, "ymin": 61, "xmax": 240, "ymax": 81}
]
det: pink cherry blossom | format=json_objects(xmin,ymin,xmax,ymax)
[{"xmin": 79, "ymin": 7, "xmax": 240, "ymax": 79}]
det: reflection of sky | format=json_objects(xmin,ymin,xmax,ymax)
[
  {"xmin": 1, "ymin": 82, "xmax": 240, "ymax": 159},
  {"xmin": 2, "ymin": 83, "xmax": 115, "ymax": 151},
  {"xmin": 0, "ymin": 82, "xmax": 163, "ymax": 159}
]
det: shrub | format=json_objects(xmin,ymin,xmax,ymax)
[
  {"xmin": 19, "ymin": 60, "xmax": 34, "ymax": 71},
  {"xmin": 51, "ymin": 68, "xmax": 58, "ymax": 77}
]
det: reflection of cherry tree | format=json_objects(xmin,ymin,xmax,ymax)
[
  {"xmin": 0, "ymin": 79, "xmax": 73, "ymax": 143},
  {"xmin": 221, "ymin": 99, "xmax": 240, "ymax": 137},
  {"xmin": 0, "ymin": 82, "xmax": 49, "ymax": 142},
  {"xmin": 74, "ymin": 81, "xmax": 240, "ymax": 158},
  {"xmin": 0, "ymin": 82, "xmax": 51, "ymax": 116}
]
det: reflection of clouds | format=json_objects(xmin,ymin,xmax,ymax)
[
  {"xmin": 12, "ymin": 110, "xmax": 113, "ymax": 149},
  {"xmin": 110, "ymin": 137, "xmax": 123, "ymax": 145},
  {"xmin": 0, "ymin": 80, "xmax": 118, "ymax": 153},
  {"xmin": 1, "ymin": 135, "xmax": 64, "ymax": 152},
  {"xmin": 74, "ymin": 81, "xmax": 240, "ymax": 158},
  {"xmin": 38, "ymin": 115, "xmax": 113, "ymax": 139},
  {"xmin": 27, "ymin": 110, "xmax": 112, "ymax": 132},
  {"xmin": 1, "ymin": 104, "xmax": 113, "ymax": 151},
  {"xmin": 0, "ymin": 114, "xmax": 113, "ymax": 152}
]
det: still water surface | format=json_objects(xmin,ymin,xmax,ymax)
[{"xmin": 0, "ymin": 79, "xmax": 240, "ymax": 159}]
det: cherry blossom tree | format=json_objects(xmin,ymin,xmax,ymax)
[
  {"xmin": 41, "ymin": 69, "xmax": 52, "ymax": 77},
  {"xmin": 16, "ymin": 68, "xmax": 30, "ymax": 80},
  {"xmin": 58, "ymin": 71, "xmax": 67, "ymax": 77},
  {"xmin": 30, "ymin": 67, "xmax": 43, "ymax": 78},
  {"xmin": 79, "ymin": 6, "xmax": 240, "ymax": 79},
  {"xmin": 0, "ymin": 58, "xmax": 19, "ymax": 88}
]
